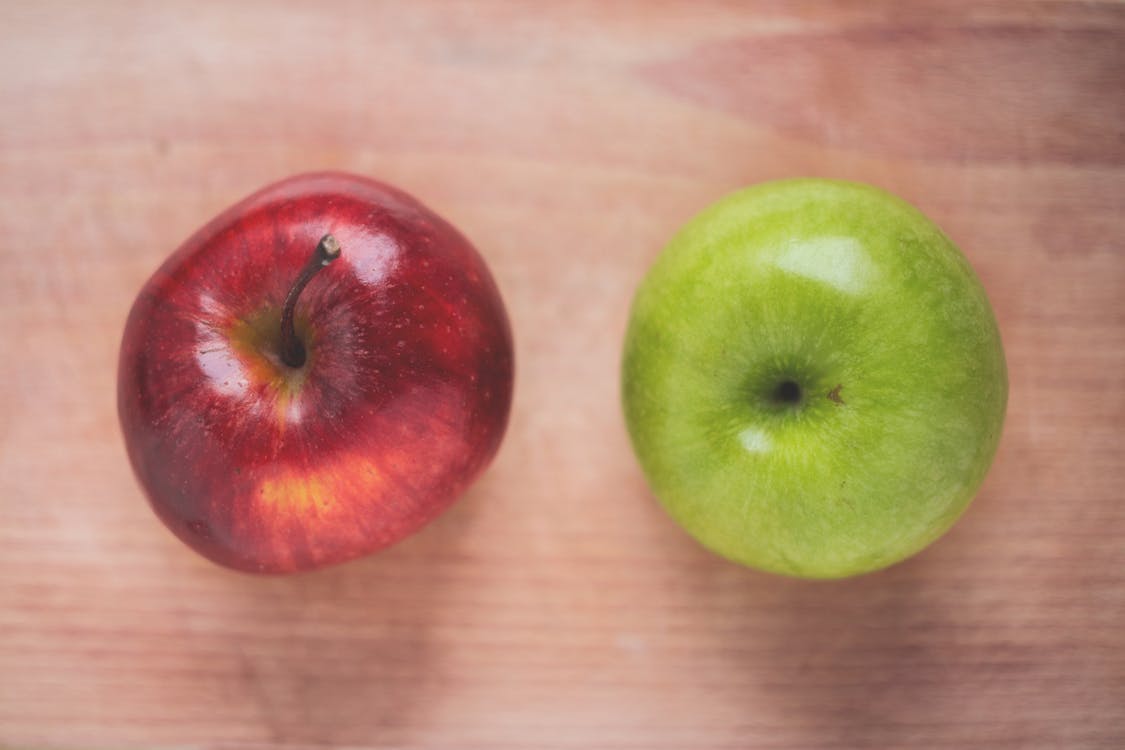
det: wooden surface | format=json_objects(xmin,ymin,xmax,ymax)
[{"xmin": 2, "ymin": 2, "xmax": 1123, "ymax": 748}]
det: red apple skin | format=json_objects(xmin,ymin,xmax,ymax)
[{"xmin": 118, "ymin": 172, "xmax": 513, "ymax": 573}]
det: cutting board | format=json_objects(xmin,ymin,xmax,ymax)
[{"xmin": 2, "ymin": 2, "xmax": 1123, "ymax": 747}]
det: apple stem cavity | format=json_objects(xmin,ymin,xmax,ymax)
[
  {"xmin": 279, "ymin": 233, "xmax": 342, "ymax": 368},
  {"xmin": 773, "ymin": 379, "xmax": 802, "ymax": 405}
]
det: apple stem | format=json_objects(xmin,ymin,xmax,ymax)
[{"xmin": 279, "ymin": 233, "xmax": 342, "ymax": 368}]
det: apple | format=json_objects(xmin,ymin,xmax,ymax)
[
  {"xmin": 118, "ymin": 172, "xmax": 513, "ymax": 573},
  {"xmin": 622, "ymin": 179, "xmax": 1007, "ymax": 578}
]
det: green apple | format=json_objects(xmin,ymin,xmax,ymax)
[{"xmin": 622, "ymin": 179, "xmax": 1007, "ymax": 578}]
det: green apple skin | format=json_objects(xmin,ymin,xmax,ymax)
[{"xmin": 622, "ymin": 179, "xmax": 1007, "ymax": 579}]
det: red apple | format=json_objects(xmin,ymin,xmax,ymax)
[{"xmin": 118, "ymin": 172, "xmax": 513, "ymax": 573}]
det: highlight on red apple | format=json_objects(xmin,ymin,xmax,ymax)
[
  {"xmin": 622, "ymin": 178, "xmax": 1007, "ymax": 579},
  {"xmin": 118, "ymin": 172, "xmax": 514, "ymax": 573}
]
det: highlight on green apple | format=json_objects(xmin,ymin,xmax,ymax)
[{"xmin": 621, "ymin": 178, "xmax": 1007, "ymax": 579}]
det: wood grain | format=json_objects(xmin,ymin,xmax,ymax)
[{"xmin": 1, "ymin": 1, "xmax": 1123, "ymax": 748}]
